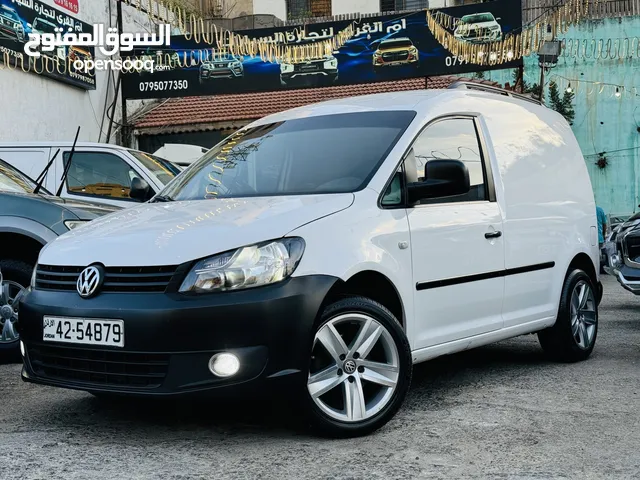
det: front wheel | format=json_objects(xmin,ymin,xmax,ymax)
[
  {"xmin": 0, "ymin": 259, "xmax": 31, "ymax": 363},
  {"xmin": 538, "ymin": 269, "xmax": 598, "ymax": 362},
  {"xmin": 305, "ymin": 296, "xmax": 412, "ymax": 438}
]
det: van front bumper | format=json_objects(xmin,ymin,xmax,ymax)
[{"xmin": 18, "ymin": 275, "xmax": 338, "ymax": 397}]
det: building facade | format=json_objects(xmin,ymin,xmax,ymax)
[{"xmin": 0, "ymin": 0, "xmax": 159, "ymax": 144}]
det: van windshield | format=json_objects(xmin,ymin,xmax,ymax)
[
  {"xmin": 33, "ymin": 18, "xmax": 56, "ymax": 34},
  {"xmin": 461, "ymin": 13, "xmax": 495, "ymax": 23},
  {"xmin": 127, "ymin": 150, "xmax": 181, "ymax": 185},
  {"xmin": 156, "ymin": 111, "xmax": 415, "ymax": 202}
]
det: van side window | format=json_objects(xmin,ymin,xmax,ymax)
[
  {"xmin": 409, "ymin": 118, "xmax": 488, "ymax": 204},
  {"xmin": 63, "ymin": 152, "xmax": 152, "ymax": 201},
  {"xmin": 381, "ymin": 166, "xmax": 404, "ymax": 206}
]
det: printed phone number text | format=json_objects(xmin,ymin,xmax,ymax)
[{"xmin": 139, "ymin": 80, "xmax": 189, "ymax": 92}]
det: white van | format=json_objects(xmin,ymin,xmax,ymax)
[
  {"xmin": 0, "ymin": 142, "xmax": 181, "ymax": 208},
  {"xmin": 18, "ymin": 83, "xmax": 602, "ymax": 437}
]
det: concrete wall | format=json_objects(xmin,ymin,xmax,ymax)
[
  {"xmin": 481, "ymin": 15, "xmax": 640, "ymax": 218},
  {"xmin": 253, "ymin": 0, "xmax": 287, "ymax": 19},
  {"xmin": 226, "ymin": 0, "xmax": 255, "ymax": 17},
  {"xmin": 331, "ymin": 0, "xmax": 380, "ymax": 15},
  {"xmin": 0, "ymin": 0, "xmax": 158, "ymax": 144}
]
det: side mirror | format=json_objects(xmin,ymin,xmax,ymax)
[
  {"xmin": 407, "ymin": 159, "xmax": 470, "ymax": 204},
  {"xmin": 130, "ymin": 177, "xmax": 151, "ymax": 202}
]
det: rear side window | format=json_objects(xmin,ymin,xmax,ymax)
[
  {"xmin": 63, "ymin": 152, "xmax": 151, "ymax": 201},
  {"xmin": 410, "ymin": 117, "xmax": 488, "ymax": 204}
]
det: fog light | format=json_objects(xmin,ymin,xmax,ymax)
[
  {"xmin": 208, "ymin": 353, "xmax": 240, "ymax": 377},
  {"xmin": 19, "ymin": 340, "xmax": 25, "ymax": 357}
]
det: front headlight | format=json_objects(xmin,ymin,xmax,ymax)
[
  {"xmin": 280, "ymin": 63, "xmax": 294, "ymax": 73},
  {"xmin": 324, "ymin": 58, "xmax": 338, "ymax": 69},
  {"xmin": 179, "ymin": 237, "xmax": 305, "ymax": 294},
  {"xmin": 64, "ymin": 220, "xmax": 89, "ymax": 230}
]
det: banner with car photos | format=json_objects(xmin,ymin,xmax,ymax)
[
  {"xmin": 0, "ymin": 0, "xmax": 95, "ymax": 89},
  {"xmin": 122, "ymin": 0, "xmax": 521, "ymax": 100}
]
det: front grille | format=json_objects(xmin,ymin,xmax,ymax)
[
  {"xmin": 28, "ymin": 344, "xmax": 169, "ymax": 389},
  {"xmin": 36, "ymin": 264, "xmax": 179, "ymax": 293},
  {"xmin": 295, "ymin": 63, "xmax": 320, "ymax": 72},
  {"xmin": 382, "ymin": 51, "xmax": 409, "ymax": 62},
  {"xmin": 464, "ymin": 28, "xmax": 491, "ymax": 39},
  {"xmin": 625, "ymin": 233, "xmax": 640, "ymax": 263}
]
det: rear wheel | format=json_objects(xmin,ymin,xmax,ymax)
[
  {"xmin": 0, "ymin": 259, "xmax": 31, "ymax": 363},
  {"xmin": 538, "ymin": 269, "xmax": 598, "ymax": 362},
  {"xmin": 305, "ymin": 296, "xmax": 411, "ymax": 438}
]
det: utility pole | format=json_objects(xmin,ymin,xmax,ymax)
[
  {"xmin": 116, "ymin": 0, "xmax": 131, "ymax": 147},
  {"xmin": 538, "ymin": 65, "xmax": 545, "ymax": 104},
  {"xmin": 537, "ymin": 24, "xmax": 561, "ymax": 106}
]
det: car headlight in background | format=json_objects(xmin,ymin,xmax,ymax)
[
  {"xmin": 324, "ymin": 57, "xmax": 338, "ymax": 69},
  {"xmin": 231, "ymin": 60, "xmax": 242, "ymax": 68},
  {"xmin": 179, "ymin": 237, "xmax": 305, "ymax": 294},
  {"xmin": 64, "ymin": 220, "xmax": 89, "ymax": 230},
  {"xmin": 280, "ymin": 63, "xmax": 294, "ymax": 73}
]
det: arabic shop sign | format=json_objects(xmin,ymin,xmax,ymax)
[
  {"xmin": 121, "ymin": 0, "xmax": 522, "ymax": 100},
  {"xmin": 0, "ymin": 0, "xmax": 95, "ymax": 90}
]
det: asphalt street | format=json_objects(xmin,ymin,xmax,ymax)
[{"xmin": 1, "ymin": 274, "xmax": 640, "ymax": 480}]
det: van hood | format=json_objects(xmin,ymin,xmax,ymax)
[
  {"xmin": 40, "ymin": 194, "xmax": 354, "ymax": 267},
  {"xmin": 37, "ymin": 194, "xmax": 121, "ymax": 219},
  {"xmin": 456, "ymin": 21, "xmax": 498, "ymax": 31}
]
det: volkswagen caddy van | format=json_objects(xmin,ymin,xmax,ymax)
[{"xmin": 17, "ymin": 83, "xmax": 602, "ymax": 437}]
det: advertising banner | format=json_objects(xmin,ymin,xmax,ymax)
[
  {"xmin": 0, "ymin": 0, "xmax": 95, "ymax": 89},
  {"xmin": 122, "ymin": 0, "xmax": 521, "ymax": 100}
]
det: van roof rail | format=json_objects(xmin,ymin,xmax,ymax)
[{"xmin": 447, "ymin": 81, "xmax": 543, "ymax": 106}]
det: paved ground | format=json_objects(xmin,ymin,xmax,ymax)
[{"xmin": 2, "ymin": 275, "xmax": 640, "ymax": 479}]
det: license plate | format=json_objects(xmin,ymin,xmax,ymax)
[{"xmin": 43, "ymin": 316, "xmax": 125, "ymax": 347}]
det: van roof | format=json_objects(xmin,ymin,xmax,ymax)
[
  {"xmin": 253, "ymin": 86, "xmax": 544, "ymax": 126},
  {"xmin": 0, "ymin": 142, "xmax": 131, "ymax": 150}
]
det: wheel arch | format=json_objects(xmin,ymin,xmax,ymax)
[
  {"xmin": 567, "ymin": 252, "xmax": 597, "ymax": 289},
  {"xmin": 320, "ymin": 270, "xmax": 405, "ymax": 329},
  {"xmin": 0, "ymin": 227, "xmax": 49, "ymax": 267}
]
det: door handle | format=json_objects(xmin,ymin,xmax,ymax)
[{"xmin": 485, "ymin": 231, "xmax": 502, "ymax": 239}]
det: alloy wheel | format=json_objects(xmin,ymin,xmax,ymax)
[
  {"xmin": 307, "ymin": 313, "xmax": 400, "ymax": 423},
  {"xmin": 570, "ymin": 280, "xmax": 597, "ymax": 350},
  {"xmin": 0, "ymin": 274, "xmax": 25, "ymax": 344}
]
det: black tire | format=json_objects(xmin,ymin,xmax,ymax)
[
  {"xmin": 304, "ymin": 296, "xmax": 412, "ymax": 438},
  {"xmin": 538, "ymin": 269, "xmax": 598, "ymax": 362},
  {"xmin": 0, "ymin": 258, "xmax": 32, "ymax": 363}
]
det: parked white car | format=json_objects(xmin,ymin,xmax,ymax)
[
  {"xmin": 454, "ymin": 12, "xmax": 503, "ymax": 43},
  {"xmin": 18, "ymin": 83, "xmax": 601, "ymax": 437},
  {"xmin": 0, "ymin": 142, "xmax": 181, "ymax": 209},
  {"xmin": 153, "ymin": 143, "xmax": 208, "ymax": 168}
]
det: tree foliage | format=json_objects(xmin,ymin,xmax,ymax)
[{"xmin": 548, "ymin": 81, "xmax": 576, "ymax": 123}]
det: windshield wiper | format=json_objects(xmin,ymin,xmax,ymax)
[
  {"xmin": 33, "ymin": 148, "xmax": 61, "ymax": 194},
  {"xmin": 56, "ymin": 126, "xmax": 80, "ymax": 197},
  {"xmin": 151, "ymin": 195, "xmax": 174, "ymax": 203}
]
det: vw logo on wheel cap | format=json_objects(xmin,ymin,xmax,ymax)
[
  {"xmin": 343, "ymin": 359, "xmax": 357, "ymax": 374},
  {"xmin": 76, "ymin": 265, "xmax": 104, "ymax": 299}
]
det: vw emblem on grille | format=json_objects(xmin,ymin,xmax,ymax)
[{"xmin": 76, "ymin": 265, "xmax": 103, "ymax": 299}]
